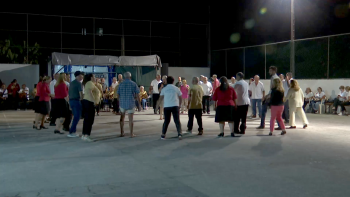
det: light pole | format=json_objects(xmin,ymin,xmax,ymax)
[{"xmin": 290, "ymin": 0, "xmax": 295, "ymax": 75}]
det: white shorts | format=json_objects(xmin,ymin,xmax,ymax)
[{"xmin": 120, "ymin": 107, "xmax": 135, "ymax": 114}]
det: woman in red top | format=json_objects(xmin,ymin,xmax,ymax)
[
  {"xmin": 33, "ymin": 76, "xmax": 44, "ymax": 129},
  {"xmin": 7, "ymin": 79, "xmax": 20, "ymax": 110},
  {"xmin": 52, "ymin": 73, "xmax": 69, "ymax": 134},
  {"xmin": 212, "ymin": 76, "xmax": 238, "ymax": 137},
  {"xmin": 35, "ymin": 76, "xmax": 51, "ymax": 130}
]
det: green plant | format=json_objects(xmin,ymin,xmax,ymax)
[{"xmin": 0, "ymin": 38, "xmax": 41, "ymax": 64}]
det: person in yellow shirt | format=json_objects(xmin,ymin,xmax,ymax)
[
  {"xmin": 113, "ymin": 82, "xmax": 121, "ymax": 114},
  {"xmin": 137, "ymin": 86, "xmax": 148, "ymax": 111},
  {"xmin": 81, "ymin": 74, "xmax": 100, "ymax": 142},
  {"xmin": 94, "ymin": 78, "xmax": 103, "ymax": 116},
  {"xmin": 187, "ymin": 77, "xmax": 204, "ymax": 135}
]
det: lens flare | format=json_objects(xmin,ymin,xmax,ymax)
[
  {"xmin": 230, "ymin": 33, "xmax": 241, "ymax": 44},
  {"xmin": 260, "ymin": 7, "xmax": 267, "ymax": 15},
  {"xmin": 245, "ymin": 19, "xmax": 255, "ymax": 29}
]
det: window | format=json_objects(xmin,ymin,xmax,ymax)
[
  {"xmin": 295, "ymin": 39, "xmax": 328, "ymax": 79},
  {"xmin": 123, "ymin": 20, "xmax": 150, "ymax": 36},
  {"xmin": 95, "ymin": 35, "xmax": 122, "ymax": 50},
  {"xmin": 29, "ymin": 32, "xmax": 61, "ymax": 48},
  {"xmin": 28, "ymin": 15, "xmax": 61, "ymax": 32},
  {"xmin": 62, "ymin": 17, "xmax": 93, "ymax": 34},
  {"xmin": 151, "ymin": 22, "xmax": 179, "ymax": 38},
  {"xmin": 95, "ymin": 19, "xmax": 122, "ymax": 35},
  {"xmin": 62, "ymin": 34, "xmax": 93, "ymax": 49}
]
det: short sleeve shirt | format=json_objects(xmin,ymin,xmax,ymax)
[
  {"xmin": 69, "ymin": 79, "xmax": 83, "ymax": 100},
  {"xmin": 189, "ymin": 85, "xmax": 204, "ymax": 109},
  {"xmin": 249, "ymin": 81, "xmax": 265, "ymax": 99},
  {"xmin": 117, "ymin": 79, "xmax": 140, "ymax": 109},
  {"xmin": 212, "ymin": 87, "xmax": 237, "ymax": 106},
  {"xmin": 151, "ymin": 79, "xmax": 162, "ymax": 94},
  {"xmin": 233, "ymin": 80, "xmax": 250, "ymax": 106},
  {"xmin": 160, "ymin": 84, "xmax": 182, "ymax": 108}
]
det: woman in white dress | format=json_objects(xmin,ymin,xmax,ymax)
[{"xmin": 284, "ymin": 80, "xmax": 309, "ymax": 129}]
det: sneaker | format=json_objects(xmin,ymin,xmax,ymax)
[
  {"xmin": 160, "ymin": 135, "xmax": 166, "ymax": 140},
  {"xmin": 186, "ymin": 130, "xmax": 192, "ymax": 134},
  {"xmin": 67, "ymin": 134, "xmax": 79, "ymax": 138},
  {"xmin": 338, "ymin": 112, "xmax": 343, "ymax": 116},
  {"xmin": 81, "ymin": 135, "xmax": 86, "ymax": 140},
  {"xmin": 178, "ymin": 135, "xmax": 182, "ymax": 140},
  {"xmin": 84, "ymin": 136, "xmax": 94, "ymax": 142}
]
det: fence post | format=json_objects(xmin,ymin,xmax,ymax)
[
  {"xmin": 225, "ymin": 50, "xmax": 227, "ymax": 77},
  {"xmin": 243, "ymin": 48, "xmax": 245, "ymax": 76},
  {"xmin": 265, "ymin": 45, "xmax": 267, "ymax": 79}
]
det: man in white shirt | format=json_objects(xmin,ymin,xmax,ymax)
[
  {"xmin": 281, "ymin": 72, "xmax": 293, "ymax": 124},
  {"xmin": 200, "ymin": 77, "xmax": 213, "ymax": 114},
  {"xmin": 249, "ymin": 75, "xmax": 265, "ymax": 118},
  {"xmin": 160, "ymin": 76, "xmax": 182, "ymax": 140},
  {"xmin": 229, "ymin": 77, "xmax": 236, "ymax": 87},
  {"xmin": 150, "ymin": 74, "xmax": 162, "ymax": 114},
  {"xmin": 0, "ymin": 83, "xmax": 8, "ymax": 110},
  {"xmin": 111, "ymin": 77, "xmax": 118, "ymax": 89},
  {"xmin": 49, "ymin": 73, "xmax": 59, "ymax": 126},
  {"xmin": 233, "ymin": 72, "xmax": 250, "ymax": 134},
  {"xmin": 18, "ymin": 84, "xmax": 30, "ymax": 110}
]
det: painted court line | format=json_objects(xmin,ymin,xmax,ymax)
[{"xmin": 2, "ymin": 112, "xmax": 11, "ymax": 128}]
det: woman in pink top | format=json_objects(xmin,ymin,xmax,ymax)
[
  {"xmin": 180, "ymin": 79, "xmax": 190, "ymax": 113},
  {"xmin": 34, "ymin": 76, "xmax": 51, "ymax": 130},
  {"xmin": 52, "ymin": 73, "xmax": 69, "ymax": 134},
  {"xmin": 212, "ymin": 76, "xmax": 238, "ymax": 137}
]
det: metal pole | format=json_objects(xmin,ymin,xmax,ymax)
[
  {"xmin": 93, "ymin": 18, "xmax": 95, "ymax": 55},
  {"xmin": 327, "ymin": 37, "xmax": 330, "ymax": 79},
  {"xmin": 290, "ymin": 0, "xmax": 295, "ymax": 75},
  {"xmin": 26, "ymin": 14, "xmax": 28, "ymax": 63},
  {"xmin": 60, "ymin": 16, "xmax": 62, "ymax": 53},
  {"xmin": 208, "ymin": 6, "xmax": 211, "ymax": 68},
  {"xmin": 225, "ymin": 50, "xmax": 227, "ymax": 76},
  {"xmin": 265, "ymin": 45, "xmax": 267, "ymax": 79},
  {"xmin": 150, "ymin": 21, "xmax": 152, "ymax": 55}
]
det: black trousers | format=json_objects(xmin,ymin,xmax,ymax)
[
  {"xmin": 202, "ymin": 96, "xmax": 210, "ymax": 113},
  {"xmin": 8, "ymin": 94, "xmax": 18, "ymax": 110},
  {"xmin": 153, "ymin": 94, "xmax": 160, "ymax": 111},
  {"xmin": 334, "ymin": 98, "xmax": 343, "ymax": 110},
  {"xmin": 82, "ymin": 100, "xmax": 95, "ymax": 136},
  {"xmin": 282, "ymin": 101, "xmax": 289, "ymax": 122},
  {"xmin": 19, "ymin": 98, "xmax": 28, "ymax": 110},
  {"xmin": 113, "ymin": 99, "xmax": 119, "ymax": 113},
  {"xmin": 234, "ymin": 105, "xmax": 249, "ymax": 133},
  {"xmin": 187, "ymin": 109, "xmax": 203, "ymax": 131},
  {"xmin": 341, "ymin": 101, "xmax": 350, "ymax": 111},
  {"xmin": 162, "ymin": 106, "xmax": 182, "ymax": 136},
  {"xmin": 95, "ymin": 103, "xmax": 100, "ymax": 113},
  {"xmin": 63, "ymin": 108, "xmax": 72, "ymax": 130},
  {"xmin": 50, "ymin": 99, "xmax": 57, "ymax": 124}
]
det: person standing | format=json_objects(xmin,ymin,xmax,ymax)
[
  {"xmin": 35, "ymin": 76, "xmax": 51, "ymax": 130},
  {"xmin": 180, "ymin": 79, "xmax": 190, "ymax": 114},
  {"xmin": 113, "ymin": 81, "xmax": 121, "ymax": 114},
  {"xmin": 212, "ymin": 75, "xmax": 220, "ymax": 110},
  {"xmin": 281, "ymin": 72, "xmax": 293, "ymax": 124},
  {"xmin": 233, "ymin": 72, "xmax": 250, "ymax": 134},
  {"xmin": 49, "ymin": 73, "xmax": 59, "ymax": 126},
  {"xmin": 285, "ymin": 80, "xmax": 309, "ymax": 129},
  {"xmin": 229, "ymin": 77, "xmax": 236, "ymax": 87},
  {"xmin": 67, "ymin": 71, "xmax": 84, "ymax": 138},
  {"xmin": 160, "ymin": 76, "xmax": 182, "ymax": 140},
  {"xmin": 213, "ymin": 77, "xmax": 238, "ymax": 137},
  {"xmin": 33, "ymin": 77, "xmax": 43, "ymax": 127},
  {"xmin": 257, "ymin": 66, "xmax": 279, "ymax": 129},
  {"xmin": 111, "ymin": 77, "xmax": 118, "ymax": 89},
  {"xmin": 249, "ymin": 75, "xmax": 265, "ymax": 118},
  {"xmin": 100, "ymin": 78, "xmax": 108, "ymax": 93},
  {"xmin": 175, "ymin": 76, "xmax": 182, "ymax": 88},
  {"xmin": 7, "ymin": 79, "xmax": 20, "ymax": 110},
  {"xmin": 81, "ymin": 74, "xmax": 100, "ymax": 142},
  {"xmin": 94, "ymin": 78, "xmax": 103, "ymax": 116},
  {"xmin": 187, "ymin": 77, "xmax": 204, "ymax": 135},
  {"xmin": 157, "ymin": 76, "xmax": 167, "ymax": 120},
  {"xmin": 117, "ymin": 72, "xmax": 140, "ymax": 138},
  {"xmin": 63, "ymin": 74, "xmax": 71, "ymax": 131},
  {"xmin": 200, "ymin": 77, "xmax": 213, "ymax": 114},
  {"xmin": 269, "ymin": 78, "xmax": 287, "ymax": 135},
  {"xmin": 52, "ymin": 73, "xmax": 69, "ymax": 134},
  {"xmin": 117, "ymin": 74, "xmax": 123, "ymax": 83},
  {"xmin": 150, "ymin": 74, "xmax": 162, "ymax": 114}
]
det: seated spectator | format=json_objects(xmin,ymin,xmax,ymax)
[
  {"xmin": 0, "ymin": 83, "xmax": 8, "ymax": 110},
  {"xmin": 136, "ymin": 86, "xmax": 148, "ymax": 111},
  {"xmin": 310, "ymin": 87, "xmax": 326, "ymax": 114},
  {"xmin": 340, "ymin": 86, "xmax": 350, "ymax": 115},
  {"xmin": 18, "ymin": 84, "xmax": 30, "ymax": 110},
  {"xmin": 303, "ymin": 87, "xmax": 314, "ymax": 111},
  {"xmin": 7, "ymin": 79, "xmax": 20, "ymax": 110},
  {"xmin": 333, "ymin": 86, "xmax": 348, "ymax": 114}
]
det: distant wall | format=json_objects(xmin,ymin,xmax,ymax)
[
  {"xmin": 0, "ymin": 64, "xmax": 39, "ymax": 91},
  {"xmin": 168, "ymin": 67, "xmax": 210, "ymax": 82},
  {"xmin": 259, "ymin": 79, "xmax": 350, "ymax": 100}
]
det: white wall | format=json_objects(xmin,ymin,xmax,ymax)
[
  {"xmin": 0, "ymin": 64, "xmax": 39, "ymax": 91},
  {"xmin": 259, "ymin": 79, "xmax": 350, "ymax": 99},
  {"xmin": 168, "ymin": 67, "xmax": 210, "ymax": 82}
]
